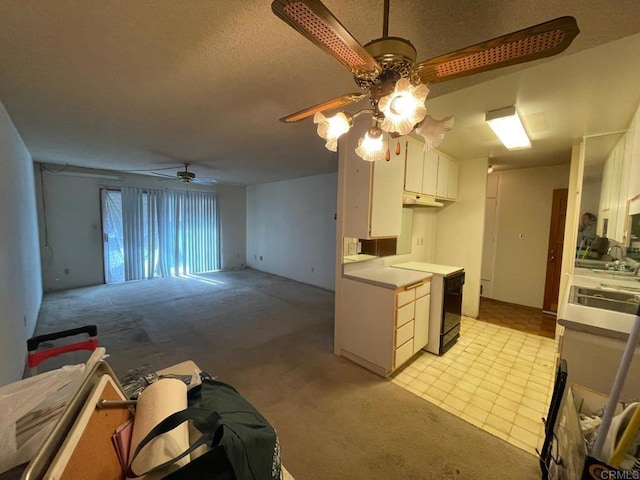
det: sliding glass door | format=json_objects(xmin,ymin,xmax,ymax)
[
  {"xmin": 102, "ymin": 189, "xmax": 125, "ymax": 283},
  {"xmin": 101, "ymin": 187, "xmax": 220, "ymax": 283}
]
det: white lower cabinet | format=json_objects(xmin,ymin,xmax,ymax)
[
  {"xmin": 340, "ymin": 277, "xmax": 431, "ymax": 376},
  {"xmin": 394, "ymin": 339, "xmax": 414, "ymax": 369}
]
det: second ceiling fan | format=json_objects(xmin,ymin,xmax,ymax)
[{"xmin": 272, "ymin": 0, "xmax": 579, "ymax": 160}]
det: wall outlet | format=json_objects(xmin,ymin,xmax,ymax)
[{"xmin": 348, "ymin": 243, "xmax": 357, "ymax": 255}]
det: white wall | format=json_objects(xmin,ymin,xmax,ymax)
[
  {"xmin": 36, "ymin": 164, "xmax": 246, "ymax": 291},
  {"xmin": 0, "ymin": 102, "xmax": 42, "ymax": 386},
  {"xmin": 246, "ymin": 173, "xmax": 337, "ymax": 291},
  {"xmin": 410, "ymin": 208, "xmax": 437, "ymax": 262},
  {"xmin": 434, "ymin": 158, "xmax": 488, "ymax": 318},
  {"xmin": 491, "ymin": 164, "xmax": 571, "ymax": 308}
]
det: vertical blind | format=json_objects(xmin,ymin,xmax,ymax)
[{"xmin": 120, "ymin": 186, "xmax": 219, "ymax": 281}]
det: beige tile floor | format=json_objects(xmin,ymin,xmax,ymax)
[{"xmin": 391, "ymin": 316, "xmax": 558, "ymax": 456}]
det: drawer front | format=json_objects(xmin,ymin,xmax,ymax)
[
  {"xmin": 394, "ymin": 338, "xmax": 414, "ymax": 369},
  {"xmin": 416, "ymin": 281, "xmax": 431, "ymax": 298},
  {"xmin": 395, "ymin": 320, "xmax": 414, "ymax": 348},
  {"xmin": 396, "ymin": 288, "xmax": 416, "ymax": 308},
  {"xmin": 396, "ymin": 302, "xmax": 415, "ymax": 328}
]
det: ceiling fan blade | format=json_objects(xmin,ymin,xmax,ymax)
[
  {"xmin": 280, "ymin": 92, "xmax": 367, "ymax": 123},
  {"xmin": 150, "ymin": 172, "xmax": 175, "ymax": 179},
  {"xmin": 271, "ymin": 0, "xmax": 381, "ymax": 79},
  {"xmin": 410, "ymin": 16, "xmax": 579, "ymax": 84}
]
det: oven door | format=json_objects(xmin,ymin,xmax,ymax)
[{"xmin": 443, "ymin": 272, "xmax": 464, "ymax": 334}]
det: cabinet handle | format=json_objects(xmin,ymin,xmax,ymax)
[{"xmin": 404, "ymin": 281, "xmax": 423, "ymax": 290}]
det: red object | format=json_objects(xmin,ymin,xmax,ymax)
[
  {"xmin": 26, "ymin": 325, "xmax": 99, "ymax": 372},
  {"xmin": 27, "ymin": 338, "xmax": 99, "ymax": 368}
]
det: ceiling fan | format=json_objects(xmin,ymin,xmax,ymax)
[
  {"xmin": 152, "ymin": 163, "xmax": 218, "ymax": 185},
  {"xmin": 272, "ymin": 0, "xmax": 579, "ymax": 160}
]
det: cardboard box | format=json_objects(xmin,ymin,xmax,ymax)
[{"xmin": 550, "ymin": 384, "xmax": 632, "ymax": 480}]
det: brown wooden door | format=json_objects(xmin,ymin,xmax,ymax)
[{"xmin": 543, "ymin": 188, "xmax": 569, "ymax": 313}]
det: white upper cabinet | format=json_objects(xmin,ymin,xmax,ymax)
[
  {"xmin": 404, "ymin": 137, "xmax": 424, "ymax": 194},
  {"xmin": 402, "ymin": 137, "xmax": 459, "ymax": 201},
  {"xmin": 447, "ymin": 159, "xmax": 459, "ymax": 201},
  {"xmin": 342, "ymin": 130, "xmax": 405, "ymax": 239},
  {"xmin": 598, "ymin": 133, "xmax": 632, "ymax": 243},
  {"xmin": 627, "ymin": 109, "xmax": 640, "ymax": 202},
  {"xmin": 422, "ymin": 150, "xmax": 438, "ymax": 197},
  {"xmin": 370, "ymin": 136, "xmax": 405, "ymax": 237}
]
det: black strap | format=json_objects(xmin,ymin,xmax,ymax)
[{"xmin": 127, "ymin": 407, "xmax": 223, "ymax": 478}]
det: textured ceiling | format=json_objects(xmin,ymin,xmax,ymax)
[{"xmin": 0, "ymin": 1, "xmax": 640, "ymax": 185}]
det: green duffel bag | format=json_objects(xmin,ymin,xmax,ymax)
[{"xmin": 127, "ymin": 378, "xmax": 282, "ymax": 480}]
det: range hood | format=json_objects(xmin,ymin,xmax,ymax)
[{"xmin": 402, "ymin": 194, "xmax": 444, "ymax": 208}]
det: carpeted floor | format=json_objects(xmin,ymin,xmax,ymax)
[{"xmin": 34, "ymin": 269, "xmax": 541, "ymax": 479}]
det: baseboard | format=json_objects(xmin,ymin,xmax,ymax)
[{"xmin": 339, "ymin": 349, "xmax": 388, "ymax": 378}]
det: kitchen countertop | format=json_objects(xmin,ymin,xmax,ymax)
[
  {"xmin": 343, "ymin": 267, "xmax": 433, "ymax": 289},
  {"xmin": 392, "ymin": 261, "xmax": 464, "ymax": 277},
  {"xmin": 558, "ymin": 272, "xmax": 640, "ymax": 340},
  {"xmin": 342, "ymin": 254, "xmax": 378, "ymax": 263}
]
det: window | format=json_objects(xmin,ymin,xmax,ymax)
[{"xmin": 101, "ymin": 187, "xmax": 220, "ymax": 283}]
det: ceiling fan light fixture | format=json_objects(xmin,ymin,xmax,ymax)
[
  {"xmin": 485, "ymin": 106, "xmax": 531, "ymax": 150},
  {"xmin": 313, "ymin": 111, "xmax": 353, "ymax": 151},
  {"xmin": 415, "ymin": 115, "xmax": 454, "ymax": 152},
  {"xmin": 355, "ymin": 127, "xmax": 387, "ymax": 162},
  {"xmin": 378, "ymin": 78, "xmax": 429, "ymax": 135}
]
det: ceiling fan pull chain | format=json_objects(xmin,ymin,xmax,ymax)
[
  {"xmin": 385, "ymin": 148, "xmax": 391, "ymax": 162},
  {"xmin": 395, "ymin": 140, "xmax": 401, "ymax": 156}
]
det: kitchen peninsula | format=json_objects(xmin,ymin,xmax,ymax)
[{"xmin": 337, "ymin": 262, "xmax": 433, "ymax": 377}]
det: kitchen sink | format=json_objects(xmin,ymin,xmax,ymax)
[
  {"xmin": 570, "ymin": 286, "xmax": 640, "ymax": 315},
  {"xmin": 575, "ymin": 259, "xmax": 613, "ymax": 269},
  {"xmin": 575, "ymin": 259, "xmax": 638, "ymax": 277},
  {"xmin": 587, "ymin": 269, "xmax": 639, "ymax": 278}
]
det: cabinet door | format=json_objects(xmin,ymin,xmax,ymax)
[
  {"xmin": 394, "ymin": 338, "xmax": 414, "ymax": 369},
  {"xmin": 413, "ymin": 294, "xmax": 430, "ymax": 353},
  {"xmin": 404, "ymin": 137, "xmax": 423, "ymax": 194},
  {"xmin": 370, "ymin": 137, "xmax": 405, "ymax": 237},
  {"xmin": 628, "ymin": 113, "xmax": 640, "ymax": 201},
  {"xmin": 422, "ymin": 150, "xmax": 438, "ymax": 196},
  {"xmin": 436, "ymin": 155, "xmax": 449, "ymax": 198},
  {"xmin": 447, "ymin": 160, "xmax": 459, "ymax": 200}
]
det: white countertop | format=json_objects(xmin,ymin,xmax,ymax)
[
  {"xmin": 342, "ymin": 254, "xmax": 378, "ymax": 263},
  {"xmin": 391, "ymin": 261, "xmax": 464, "ymax": 277},
  {"xmin": 343, "ymin": 267, "xmax": 433, "ymax": 289},
  {"xmin": 558, "ymin": 273, "xmax": 640, "ymax": 339}
]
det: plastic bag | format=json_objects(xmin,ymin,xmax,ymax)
[{"xmin": 0, "ymin": 364, "xmax": 85, "ymax": 474}]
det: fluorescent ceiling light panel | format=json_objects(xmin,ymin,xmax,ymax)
[{"xmin": 485, "ymin": 106, "xmax": 531, "ymax": 150}]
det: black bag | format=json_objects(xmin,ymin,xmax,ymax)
[{"xmin": 127, "ymin": 378, "xmax": 282, "ymax": 480}]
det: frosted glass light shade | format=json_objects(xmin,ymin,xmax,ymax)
[
  {"xmin": 355, "ymin": 128, "xmax": 387, "ymax": 162},
  {"xmin": 378, "ymin": 78, "xmax": 429, "ymax": 135},
  {"xmin": 485, "ymin": 106, "xmax": 531, "ymax": 150},
  {"xmin": 313, "ymin": 111, "xmax": 353, "ymax": 151},
  {"xmin": 415, "ymin": 115, "xmax": 454, "ymax": 152}
]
